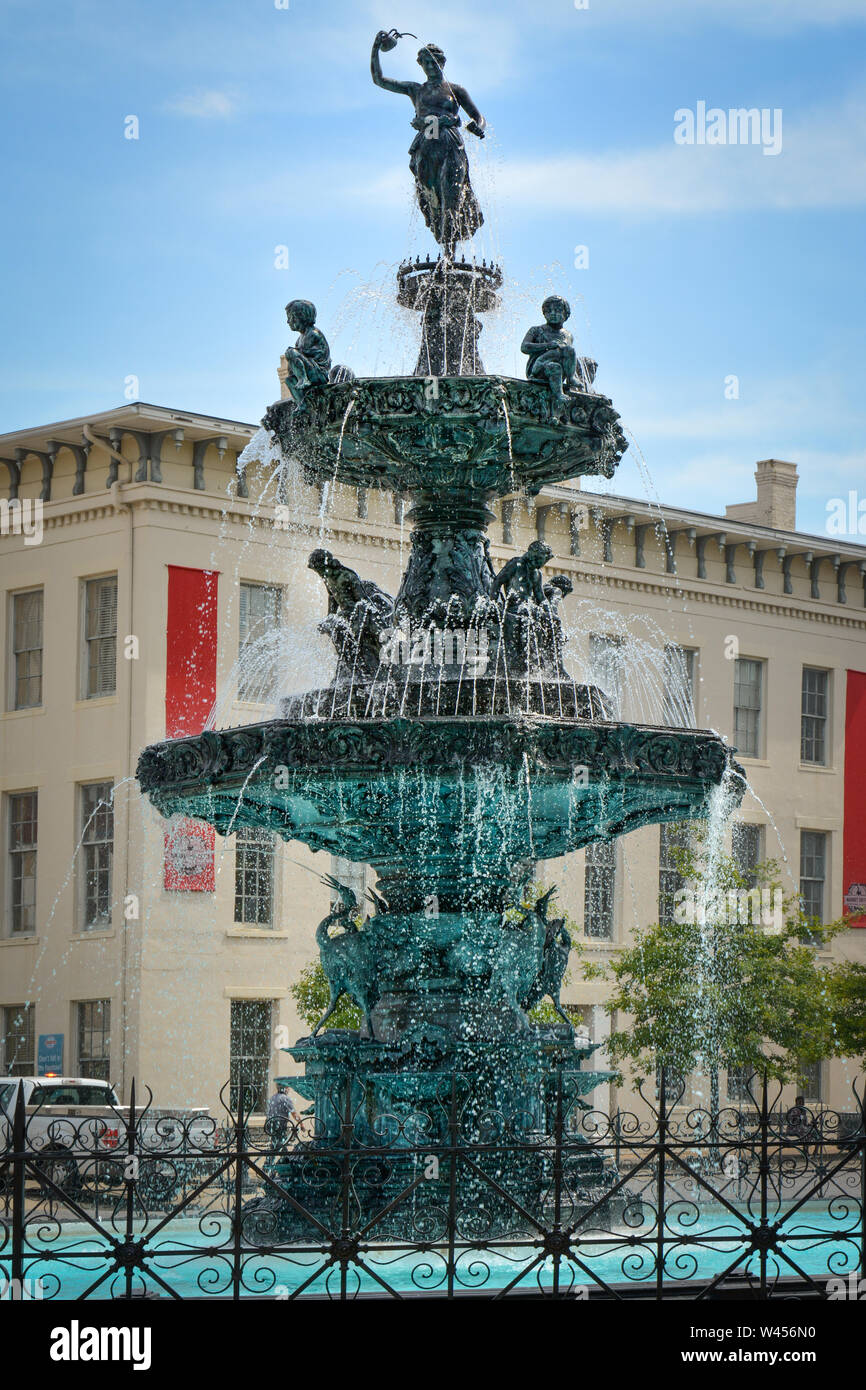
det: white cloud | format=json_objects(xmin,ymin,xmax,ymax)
[
  {"xmin": 279, "ymin": 91, "xmax": 865, "ymax": 220},
  {"xmin": 165, "ymin": 90, "xmax": 236, "ymax": 119},
  {"xmin": 593, "ymin": 0, "xmax": 866, "ymax": 28},
  {"xmin": 493, "ymin": 97, "xmax": 866, "ymax": 215}
]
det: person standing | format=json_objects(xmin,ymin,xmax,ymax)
[{"xmin": 266, "ymin": 1081, "xmax": 301, "ymax": 1150}]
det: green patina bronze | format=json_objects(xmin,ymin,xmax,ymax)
[{"xmin": 136, "ymin": 32, "xmax": 744, "ymax": 1236}]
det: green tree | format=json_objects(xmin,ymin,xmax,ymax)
[
  {"xmin": 823, "ymin": 961, "xmax": 866, "ymax": 1065},
  {"xmin": 290, "ymin": 959, "xmax": 361, "ymax": 1032},
  {"xmin": 595, "ymin": 830, "xmax": 850, "ymax": 1099}
]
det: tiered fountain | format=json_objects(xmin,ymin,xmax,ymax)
[{"xmin": 137, "ymin": 32, "xmax": 744, "ymax": 1236}]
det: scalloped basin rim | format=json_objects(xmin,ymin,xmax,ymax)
[
  {"xmin": 137, "ymin": 714, "xmax": 744, "ymax": 788},
  {"xmin": 267, "ymin": 374, "xmax": 628, "ymax": 491}
]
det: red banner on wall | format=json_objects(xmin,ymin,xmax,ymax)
[
  {"xmin": 843, "ymin": 670, "xmax": 866, "ymax": 926},
  {"xmin": 163, "ymin": 565, "xmax": 219, "ymax": 892}
]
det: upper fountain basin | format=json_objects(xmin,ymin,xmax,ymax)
[{"xmin": 263, "ymin": 376, "xmax": 627, "ymax": 499}]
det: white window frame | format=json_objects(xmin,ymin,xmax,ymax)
[
  {"xmin": 238, "ymin": 581, "xmax": 282, "ymax": 703},
  {"xmin": 733, "ymin": 656, "xmax": 765, "ymax": 759},
  {"xmin": 584, "ymin": 838, "xmax": 617, "ymax": 941},
  {"xmin": 8, "ymin": 587, "xmax": 44, "ymax": 711},
  {"xmin": 79, "ymin": 574, "xmax": 118, "ymax": 700},
  {"xmin": 800, "ymin": 667, "xmax": 831, "ymax": 766},
  {"xmin": 663, "ymin": 645, "xmax": 697, "ymax": 727},
  {"xmin": 78, "ymin": 782, "xmax": 114, "ymax": 932},
  {"xmin": 6, "ymin": 790, "xmax": 38, "ymax": 937}
]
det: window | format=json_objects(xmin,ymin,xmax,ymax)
[
  {"xmin": 234, "ymin": 829, "xmax": 275, "ymax": 926},
  {"xmin": 658, "ymin": 823, "xmax": 688, "ymax": 925},
  {"xmin": 726, "ymin": 1066, "xmax": 754, "ymax": 1103},
  {"xmin": 329, "ymin": 855, "xmax": 366, "ymax": 909},
  {"xmin": 798, "ymin": 1060, "xmax": 823, "ymax": 1103},
  {"xmin": 2, "ymin": 1004, "xmax": 34, "ymax": 1075},
  {"xmin": 733, "ymin": 658, "xmax": 763, "ymax": 758},
  {"xmin": 10, "ymin": 589, "xmax": 43, "ymax": 709},
  {"xmin": 8, "ymin": 792, "xmax": 37, "ymax": 935},
  {"xmin": 800, "ymin": 831, "xmax": 827, "ymax": 925},
  {"xmin": 30, "ymin": 1082, "xmax": 118, "ymax": 1106},
  {"xmin": 76, "ymin": 1000, "xmax": 111, "ymax": 1082},
  {"xmin": 589, "ymin": 634, "xmax": 625, "ymax": 718},
  {"xmin": 229, "ymin": 999, "xmax": 272, "ymax": 1114},
  {"xmin": 732, "ymin": 823, "xmax": 764, "ymax": 889},
  {"xmin": 663, "ymin": 645, "xmax": 696, "ymax": 726},
  {"xmin": 584, "ymin": 839, "xmax": 616, "ymax": 940},
  {"xmin": 655, "ymin": 1063, "xmax": 685, "ymax": 1099},
  {"xmin": 238, "ymin": 582, "xmax": 282, "ymax": 701},
  {"xmin": 80, "ymin": 783, "xmax": 114, "ymax": 930},
  {"xmin": 801, "ymin": 668, "xmax": 829, "ymax": 765},
  {"xmin": 82, "ymin": 576, "xmax": 117, "ymax": 698}
]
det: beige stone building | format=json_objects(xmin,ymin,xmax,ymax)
[{"xmin": 1, "ymin": 398, "xmax": 865, "ymax": 1118}]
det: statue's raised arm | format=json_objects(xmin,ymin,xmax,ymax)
[
  {"xmin": 370, "ymin": 30, "xmax": 486, "ymax": 255},
  {"xmin": 370, "ymin": 30, "xmax": 419, "ymax": 97}
]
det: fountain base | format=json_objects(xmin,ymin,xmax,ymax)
[{"xmin": 241, "ymin": 1024, "xmax": 622, "ymax": 1243}]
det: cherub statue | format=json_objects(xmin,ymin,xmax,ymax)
[
  {"xmin": 282, "ymin": 299, "xmax": 331, "ymax": 411},
  {"xmin": 308, "ymin": 550, "xmax": 393, "ymax": 623},
  {"xmin": 543, "ymin": 573, "xmax": 574, "ymax": 605},
  {"xmin": 492, "ymin": 540, "xmax": 553, "ymax": 606},
  {"xmin": 521, "ymin": 296, "xmax": 596, "ymax": 405},
  {"xmin": 308, "ymin": 549, "xmax": 394, "ymax": 680}
]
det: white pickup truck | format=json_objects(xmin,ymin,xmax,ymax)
[{"xmin": 0, "ymin": 1076, "xmax": 213, "ymax": 1198}]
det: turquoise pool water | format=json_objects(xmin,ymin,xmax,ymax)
[{"xmin": 4, "ymin": 1203, "xmax": 862, "ymax": 1299}]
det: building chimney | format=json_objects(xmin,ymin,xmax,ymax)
[{"xmin": 725, "ymin": 458, "xmax": 798, "ymax": 532}]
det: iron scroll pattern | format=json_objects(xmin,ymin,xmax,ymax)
[{"xmin": 2, "ymin": 1075, "xmax": 863, "ymax": 1301}]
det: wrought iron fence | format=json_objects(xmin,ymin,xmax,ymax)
[{"xmin": 1, "ymin": 1074, "xmax": 863, "ymax": 1300}]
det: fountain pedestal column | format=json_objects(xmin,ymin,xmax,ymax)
[{"xmin": 396, "ymin": 257, "xmax": 502, "ymax": 377}]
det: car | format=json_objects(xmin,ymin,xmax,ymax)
[{"xmin": 0, "ymin": 1076, "xmax": 213, "ymax": 1202}]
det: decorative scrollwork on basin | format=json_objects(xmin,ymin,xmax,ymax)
[
  {"xmin": 262, "ymin": 375, "xmax": 627, "ymax": 495},
  {"xmin": 137, "ymin": 716, "xmax": 743, "ymax": 794}
]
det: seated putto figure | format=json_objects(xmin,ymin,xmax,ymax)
[
  {"xmin": 543, "ymin": 573, "xmax": 574, "ymax": 605},
  {"xmin": 282, "ymin": 299, "xmax": 331, "ymax": 410},
  {"xmin": 492, "ymin": 540, "xmax": 554, "ymax": 606},
  {"xmin": 521, "ymin": 296, "xmax": 595, "ymax": 405}
]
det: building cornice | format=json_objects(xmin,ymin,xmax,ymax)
[{"xmin": 8, "ymin": 485, "xmax": 863, "ymax": 631}]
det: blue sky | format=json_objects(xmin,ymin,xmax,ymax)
[{"xmin": 2, "ymin": 0, "xmax": 864, "ymax": 536}]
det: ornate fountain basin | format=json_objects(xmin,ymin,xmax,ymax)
[
  {"xmin": 265, "ymin": 375, "xmax": 627, "ymax": 497},
  {"xmin": 137, "ymin": 715, "xmax": 744, "ymax": 905}
]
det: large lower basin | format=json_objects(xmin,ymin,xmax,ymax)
[{"xmin": 137, "ymin": 715, "xmax": 744, "ymax": 902}]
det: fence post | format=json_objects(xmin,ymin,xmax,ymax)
[
  {"xmin": 122, "ymin": 1078, "xmax": 137, "ymax": 1301},
  {"xmin": 858, "ymin": 1083, "xmax": 866, "ymax": 1280},
  {"xmin": 551, "ymin": 1067, "xmax": 565, "ymax": 1298},
  {"xmin": 338, "ymin": 1074, "xmax": 355, "ymax": 1302},
  {"xmin": 759, "ymin": 1071, "xmax": 769, "ymax": 1298},
  {"xmin": 11, "ymin": 1081, "xmax": 26, "ymax": 1291},
  {"xmin": 231, "ymin": 1083, "xmax": 246, "ymax": 1302},
  {"xmin": 655, "ymin": 1069, "xmax": 667, "ymax": 1300},
  {"xmin": 446, "ymin": 1078, "xmax": 458, "ymax": 1300}
]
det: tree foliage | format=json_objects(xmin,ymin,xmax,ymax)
[
  {"xmin": 597, "ymin": 829, "xmax": 852, "ymax": 1084},
  {"xmin": 290, "ymin": 959, "xmax": 361, "ymax": 1032},
  {"xmin": 823, "ymin": 961, "xmax": 866, "ymax": 1064}
]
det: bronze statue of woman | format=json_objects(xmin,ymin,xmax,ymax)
[{"xmin": 371, "ymin": 30, "xmax": 486, "ymax": 257}]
